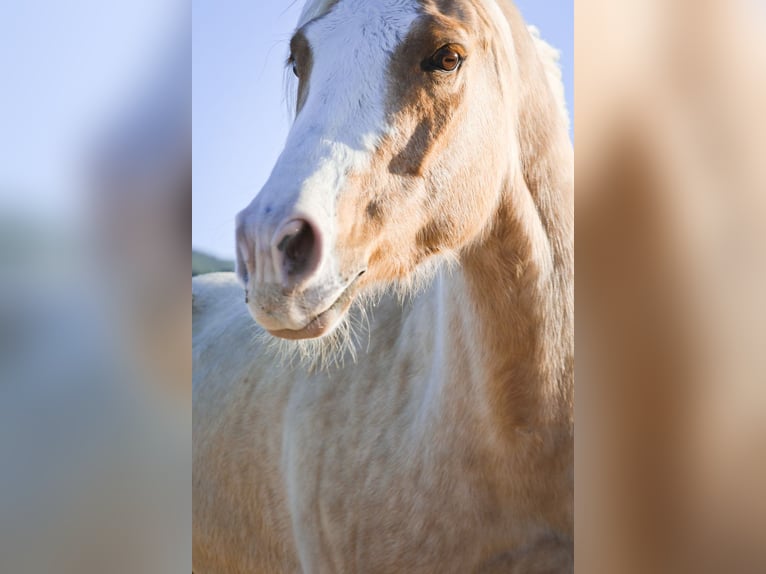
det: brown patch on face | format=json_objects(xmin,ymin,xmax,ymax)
[
  {"xmin": 365, "ymin": 199, "xmax": 382, "ymax": 220},
  {"xmin": 386, "ymin": 16, "xmax": 469, "ymax": 176},
  {"xmin": 416, "ymin": 219, "xmax": 450, "ymax": 257},
  {"xmin": 289, "ymin": 32, "xmax": 313, "ymax": 113},
  {"xmin": 332, "ymin": 1, "xmax": 507, "ymax": 286},
  {"xmin": 290, "ymin": 0, "xmax": 345, "ymax": 115}
]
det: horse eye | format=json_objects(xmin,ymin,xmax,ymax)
[
  {"xmin": 289, "ymin": 56, "xmax": 299, "ymax": 77},
  {"xmin": 428, "ymin": 46, "xmax": 462, "ymax": 72}
]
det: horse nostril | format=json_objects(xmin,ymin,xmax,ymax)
[{"xmin": 275, "ymin": 219, "xmax": 318, "ymax": 280}]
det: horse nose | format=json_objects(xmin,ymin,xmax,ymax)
[
  {"xmin": 272, "ymin": 218, "xmax": 322, "ymax": 288},
  {"xmin": 236, "ymin": 214, "xmax": 322, "ymax": 291}
]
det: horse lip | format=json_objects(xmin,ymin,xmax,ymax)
[{"xmin": 266, "ymin": 275, "xmax": 360, "ymax": 340}]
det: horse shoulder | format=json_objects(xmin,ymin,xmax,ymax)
[{"xmin": 192, "ymin": 273, "xmax": 301, "ymax": 573}]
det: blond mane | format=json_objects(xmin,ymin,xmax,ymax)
[{"xmin": 528, "ymin": 24, "xmax": 570, "ymax": 131}]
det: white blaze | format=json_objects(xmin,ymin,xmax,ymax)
[
  {"xmin": 257, "ymin": 0, "xmax": 421, "ymax": 279},
  {"xmin": 237, "ymin": 0, "xmax": 421, "ymax": 317}
]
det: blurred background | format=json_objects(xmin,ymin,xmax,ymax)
[
  {"xmin": 576, "ymin": 0, "xmax": 766, "ymax": 572},
  {"xmin": 191, "ymin": 0, "xmax": 573, "ymax": 266},
  {"xmin": 0, "ymin": 1, "xmax": 189, "ymax": 573}
]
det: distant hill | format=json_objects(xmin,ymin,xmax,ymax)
[{"xmin": 193, "ymin": 249, "xmax": 234, "ymax": 276}]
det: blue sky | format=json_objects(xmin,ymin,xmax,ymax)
[
  {"xmin": 0, "ymin": 0, "xmax": 185, "ymax": 222},
  {"xmin": 192, "ymin": 1, "xmax": 573, "ymax": 259}
]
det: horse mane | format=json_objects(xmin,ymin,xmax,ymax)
[{"xmin": 527, "ymin": 25, "xmax": 570, "ymax": 131}]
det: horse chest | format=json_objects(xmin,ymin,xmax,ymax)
[{"xmin": 281, "ymin": 371, "xmax": 534, "ymax": 572}]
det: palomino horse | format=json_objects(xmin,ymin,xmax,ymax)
[{"xmin": 193, "ymin": 0, "xmax": 573, "ymax": 571}]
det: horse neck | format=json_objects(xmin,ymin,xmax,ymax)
[
  {"xmin": 439, "ymin": 129, "xmax": 574, "ymax": 434},
  {"xmin": 437, "ymin": 2, "xmax": 574, "ymax": 433}
]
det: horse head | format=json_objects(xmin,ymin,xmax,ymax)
[{"xmin": 235, "ymin": 0, "xmax": 557, "ymax": 340}]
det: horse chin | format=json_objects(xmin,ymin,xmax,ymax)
[{"xmin": 265, "ymin": 285, "xmax": 356, "ymax": 341}]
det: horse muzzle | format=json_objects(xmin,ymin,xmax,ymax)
[{"xmin": 236, "ymin": 207, "xmax": 364, "ymax": 339}]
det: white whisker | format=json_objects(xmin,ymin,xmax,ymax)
[{"xmin": 251, "ymin": 253, "xmax": 454, "ymax": 372}]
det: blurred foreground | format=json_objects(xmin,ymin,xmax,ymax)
[
  {"xmin": 0, "ymin": 1, "xmax": 190, "ymax": 572},
  {"xmin": 576, "ymin": 0, "xmax": 766, "ymax": 572}
]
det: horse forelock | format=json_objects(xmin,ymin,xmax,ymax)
[{"xmin": 297, "ymin": 0, "xmax": 340, "ymax": 28}]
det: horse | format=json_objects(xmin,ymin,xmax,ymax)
[{"xmin": 193, "ymin": 0, "xmax": 573, "ymax": 571}]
